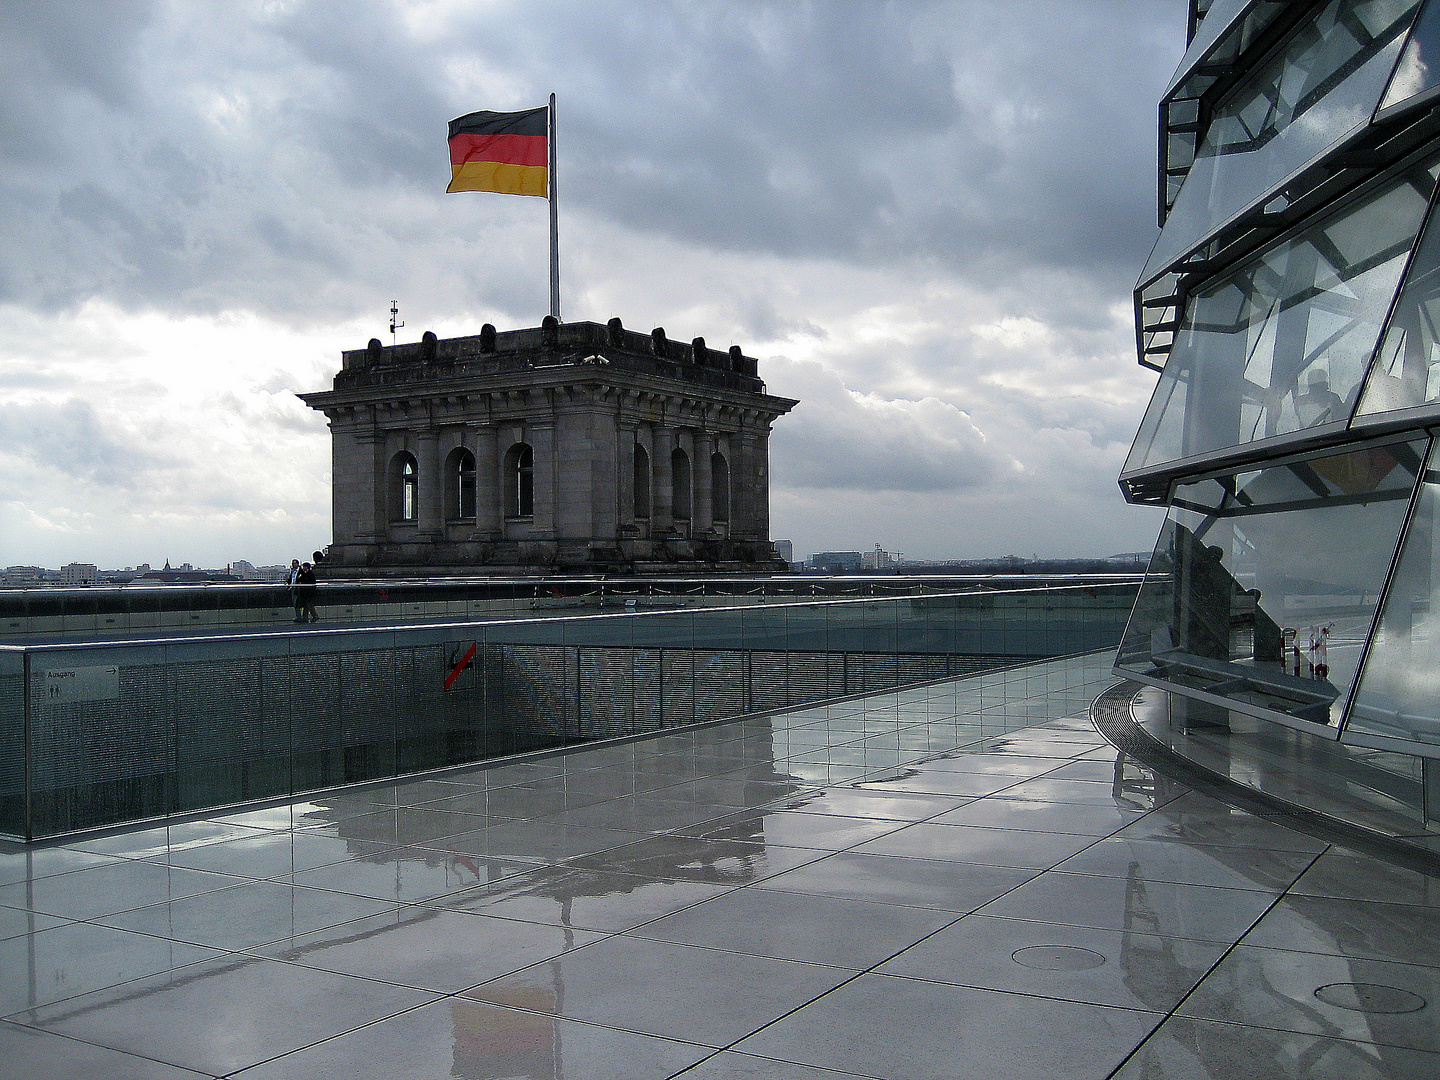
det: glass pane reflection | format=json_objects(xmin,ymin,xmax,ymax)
[
  {"xmin": 1167, "ymin": 0, "xmax": 1272, "ymax": 98},
  {"xmin": 1346, "ymin": 438, "xmax": 1440, "ymax": 745},
  {"xmin": 1355, "ymin": 178, "xmax": 1440, "ymax": 419},
  {"xmin": 1127, "ymin": 155, "xmax": 1438, "ymax": 475},
  {"xmin": 1117, "ymin": 438, "xmax": 1424, "ymax": 724},
  {"xmin": 1142, "ymin": 0, "xmax": 1420, "ymax": 283},
  {"xmin": 1162, "ymin": 0, "xmax": 1292, "ymax": 216},
  {"xmin": 1380, "ymin": 0, "xmax": 1440, "ymax": 108}
]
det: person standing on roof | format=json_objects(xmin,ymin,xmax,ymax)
[
  {"xmin": 287, "ymin": 559, "xmax": 303, "ymax": 623},
  {"xmin": 296, "ymin": 562, "xmax": 319, "ymax": 624}
]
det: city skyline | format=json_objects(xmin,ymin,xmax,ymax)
[
  {"xmin": 4, "ymin": 545, "xmax": 1150, "ymax": 582},
  {"xmin": 0, "ymin": 1, "xmax": 1184, "ymax": 568}
]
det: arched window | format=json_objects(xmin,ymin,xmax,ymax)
[
  {"xmin": 504, "ymin": 442, "xmax": 534, "ymax": 517},
  {"xmin": 633, "ymin": 443, "xmax": 651, "ymax": 519},
  {"xmin": 390, "ymin": 452, "xmax": 418, "ymax": 523},
  {"xmin": 447, "ymin": 447, "xmax": 476, "ymax": 520},
  {"xmin": 711, "ymin": 451, "xmax": 730, "ymax": 522},
  {"xmin": 672, "ymin": 447, "xmax": 691, "ymax": 521}
]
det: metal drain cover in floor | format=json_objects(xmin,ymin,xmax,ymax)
[
  {"xmin": 1314, "ymin": 982, "xmax": 1427, "ymax": 1014},
  {"xmin": 1011, "ymin": 946, "xmax": 1107, "ymax": 971}
]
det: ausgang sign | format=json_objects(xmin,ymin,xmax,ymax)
[{"xmin": 41, "ymin": 665, "xmax": 120, "ymax": 703}]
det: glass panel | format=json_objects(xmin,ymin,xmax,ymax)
[
  {"xmin": 1355, "ymin": 185, "xmax": 1440, "ymax": 418},
  {"xmin": 401, "ymin": 458, "xmax": 417, "ymax": 521},
  {"xmin": 1169, "ymin": 0, "xmax": 1261, "ymax": 93},
  {"xmin": 1131, "ymin": 686, "xmax": 1432, "ymax": 839},
  {"xmin": 457, "ymin": 450, "xmax": 476, "ymax": 519},
  {"xmin": 1117, "ymin": 437, "xmax": 1424, "ymax": 725},
  {"xmin": 1126, "ymin": 156, "xmax": 1436, "ymax": 475},
  {"xmin": 5, "ymin": 588, "xmax": 1143, "ymax": 838},
  {"xmin": 1166, "ymin": 0, "xmax": 1291, "ymax": 99},
  {"xmin": 1142, "ymin": 0, "xmax": 1420, "ymax": 283},
  {"xmin": 1161, "ymin": 1, "xmax": 1294, "ymax": 221},
  {"xmin": 0, "ymin": 649, "xmax": 24, "ymax": 838},
  {"xmin": 1380, "ymin": 0, "xmax": 1440, "ymax": 107},
  {"xmin": 1346, "ymin": 438, "xmax": 1440, "ymax": 746}
]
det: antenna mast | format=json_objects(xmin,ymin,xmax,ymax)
[{"xmin": 389, "ymin": 300, "xmax": 405, "ymax": 345}]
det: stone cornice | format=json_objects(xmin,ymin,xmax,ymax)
[{"xmin": 304, "ymin": 367, "xmax": 797, "ymax": 427}]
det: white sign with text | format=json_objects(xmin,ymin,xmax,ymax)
[{"xmin": 42, "ymin": 665, "xmax": 120, "ymax": 703}]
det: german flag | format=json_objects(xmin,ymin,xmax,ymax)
[{"xmin": 446, "ymin": 107, "xmax": 548, "ymax": 197}]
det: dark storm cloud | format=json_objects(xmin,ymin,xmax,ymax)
[
  {"xmin": 0, "ymin": 0, "xmax": 1181, "ymax": 321},
  {"xmin": 265, "ymin": 2, "xmax": 456, "ymax": 189},
  {"xmin": 532, "ymin": 1, "xmax": 962, "ymax": 259},
  {"xmin": 0, "ymin": 0, "xmax": 1187, "ymax": 564},
  {"xmin": 0, "ymin": 0, "xmax": 153, "ymax": 144},
  {"xmin": 481, "ymin": 0, "xmax": 1175, "ymax": 285}
]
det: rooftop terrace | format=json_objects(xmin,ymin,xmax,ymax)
[{"xmin": 3, "ymin": 650, "xmax": 1437, "ymax": 1079}]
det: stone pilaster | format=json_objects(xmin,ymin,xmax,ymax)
[
  {"xmin": 531, "ymin": 421, "xmax": 557, "ymax": 538},
  {"xmin": 415, "ymin": 430, "xmax": 442, "ymax": 539},
  {"xmin": 694, "ymin": 430, "xmax": 714, "ymax": 533},
  {"xmin": 474, "ymin": 424, "xmax": 500, "ymax": 537},
  {"xmin": 588, "ymin": 402, "xmax": 620, "ymax": 544},
  {"xmin": 752, "ymin": 428, "xmax": 773, "ymax": 540},
  {"xmin": 652, "ymin": 423, "xmax": 674, "ymax": 532},
  {"xmin": 554, "ymin": 405, "xmax": 594, "ymax": 539},
  {"xmin": 618, "ymin": 424, "xmax": 637, "ymax": 531},
  {"xmin": 329, "ymin": 425, "xmax": 382, "ymax": 546},
  {"xmin": 735, "ymin": 428, "xmax": 764, "ymax": 540}
]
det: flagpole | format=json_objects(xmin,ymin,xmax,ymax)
[{"xmin": 548, "ymin": 92, "xmax": 560, "ymax": 321}]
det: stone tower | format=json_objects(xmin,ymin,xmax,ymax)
[{"xmin": 300, "ymin": 317, "xmax": 797, "ymax": 576}]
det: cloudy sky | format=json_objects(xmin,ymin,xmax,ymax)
[{"xmin": 0, "ymin": 0, "xmax": 1185, "ymax": 570}]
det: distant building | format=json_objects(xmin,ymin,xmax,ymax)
[
  {"xmin": 59, "ymin": 563, "xmax": 100, "ymax": 585},
  {"xmin": 810, "ymin": 551, "xmax": 863, "ymax": 572},
  {"xmin": 862, "ymin": 545, "xmax": 901, "ymax": 571},
  {"xmin": 227, "ymin": 560, "xmax": 277, "ymax": 582},
  {"xmin": 3, "ymin": 566, "xmax": 43, "ymax": 586},
  {"xmin": 301, "ymin": 318, "xmax": 797, "ymax": 577},
  {"xmin": 139, "ymin": 560, "xmax": 239, "ymax": 584},
  {"xmin": 773, "ymin": 539, "xmax": 794, "ymax": 564}
]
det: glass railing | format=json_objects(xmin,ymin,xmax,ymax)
[
  {"xmin": 0, "ymin": 583, "xmax": 1138, "ymax": 840},
  {"xmin": 0, "ymin": 573, "xmax": 1143, "ymax": 640}
]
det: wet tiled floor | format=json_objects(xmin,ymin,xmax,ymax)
[{"xmin": 2, "ymin": 651, "xmax": 1438, "ymax": 1078}]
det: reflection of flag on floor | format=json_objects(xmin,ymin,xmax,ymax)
[{"xmin": 446, "ymin": 107, "xmax": 548, "ymax": 196}]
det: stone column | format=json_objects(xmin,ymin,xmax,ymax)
[
  {"xmin": 652, "ymin": 423, "xmax": 674, "ymax": 532},
  {"xmin": 474, "ymin": 424, "xmax": 500, "ymax": 537},
  {"xmin": 694, "ymin": 431, "xmax": 714, "ymax": 533},
  {"xmin": 416, "ymin": 430, "xmax": 442, "ymax": 539}
]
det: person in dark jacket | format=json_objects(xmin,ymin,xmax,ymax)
[{"xmin": 296, "ymin": 562, "xmax": 319, "ymax": 624}]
